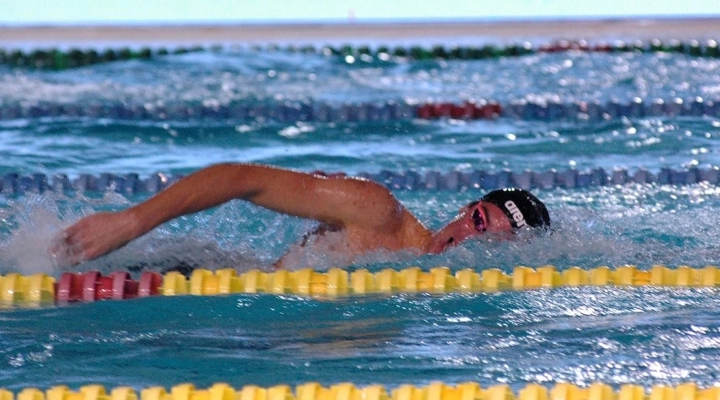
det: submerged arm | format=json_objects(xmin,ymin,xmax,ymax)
[{"xmin": 53, "ymin": 163, "xmax": 403, "ymax": 265}]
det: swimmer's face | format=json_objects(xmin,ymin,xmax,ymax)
[
  {"xmin": 432, "ymin": 201, "xmax": 513, "ymax": 253},
  {"xmin": 462, "ymin": 200, "xmax": 513, "ymax": 237}
]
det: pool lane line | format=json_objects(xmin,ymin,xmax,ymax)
[
  {"xmin": 0, "ymin": 95, "xmax": 718, "ymax": 122},
  {"xmin": 2, "ymin": 265, "xmax": 720, "ymax": 306},
  {"xmin": 1, "ymin": 38, "xmax": 718, "ymax": 69},
  {"xmin": 1, "ymin": 166, "xmax": 718, "ymax": 197},
  {"xmin": 1, "ymin": 378, "xmax": 717, "ymax": 400}
]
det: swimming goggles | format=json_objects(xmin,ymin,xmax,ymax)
[{"xmin": 471, "ymin": 207, "xmax": 487, "ymax": 233}]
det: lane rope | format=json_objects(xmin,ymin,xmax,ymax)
[
  {"xmin": 0, "ymin": 380, "xmax": 717, "ymax": 400},
  {"xmin": 2, "ymin": 265, "xmax": 719, "ymax": 307},
  {"xmin": 1, "ymin": 41, "xmax": 719, "ymax": 123},
  {"xmin": 1, "ymin": 166, "xmax": 718, "ymax": 196},
  {"xmin": 0, "ymin": 96, "xmax": 718, "ymax": 122},
  {"xmin": 1, "ymin": 38, "xmax": 718, "ymax": 69}
]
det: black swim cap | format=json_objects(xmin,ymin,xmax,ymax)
[{"xmin": 480, "ymin": 188, "xmax": 550, "ymax": 230}]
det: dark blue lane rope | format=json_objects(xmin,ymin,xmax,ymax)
[
  {"xmin": 0, "ymin": 96, "xmax": 718, "ymax": 122},
  {"xmin": 1, "ymin": 167, "xmax": 717, "ymax": 196}
]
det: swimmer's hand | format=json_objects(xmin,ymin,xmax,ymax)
[{"xmin": 49, "ymin": 210, "xmax": 139, "ymax": 267}]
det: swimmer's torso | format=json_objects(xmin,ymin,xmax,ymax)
[{"xmin": 274, "ymin": 209, "xmax": 430, "ymax": 270}]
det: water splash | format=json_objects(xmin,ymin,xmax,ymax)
[
  {"xmin": 0, "ymin": 192, "xmax": 314, "ymax": 276},
  {"xmin": 4, "ymin": 184, "xmax": 720, "ymax": 277},
  {"xmin": 0, "ymin": 195, "xmax": 73, "ymax": 275}
]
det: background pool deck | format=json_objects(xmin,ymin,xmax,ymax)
[{"xmin": 1, "ymin": 18, "xmax": 719, "ymax": 47}]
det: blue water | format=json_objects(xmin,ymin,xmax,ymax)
[
  {"xmin": 3, "ymin": 289, "xmax": 720, "ymax": 391},
  {"xmin": 2, "ymin": 48, "xmax": 720, "ymax": 391}
]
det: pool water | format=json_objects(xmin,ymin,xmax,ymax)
[{"xmin": 2, "ymin": 46, "xmax": 720, "ymax": 391}]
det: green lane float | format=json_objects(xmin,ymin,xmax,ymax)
[{"xmin": 1, "ymin": 39, "xmax": 718, "ymax": 70}]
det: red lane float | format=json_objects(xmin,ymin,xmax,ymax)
[
  {"xmin": 592, "ymin": 42, "xmax": 613, "ymax": 52},
  {"xmin": 56, "ymin": 272, "xmax": 84, "ymax": 302},
  {"xmin": 139, "ymin": 271, "xmax": 162, "ymax": 297},
  {"xmin": 416, "ymin": 102, "xmax": 501, "ymax": 120},
  {"xmin": 55, "ymin": 271, "xmax": 162, "ymax": 302}
]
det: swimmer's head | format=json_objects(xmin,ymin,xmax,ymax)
[
  {"xmin": 479, "ymin": 188, "xmax": 551, "ymax": 231},
  {"xmin": 429, "ymin": 188, "xmax": 550, "ymax": 253}
]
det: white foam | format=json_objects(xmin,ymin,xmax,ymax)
[{"xmin": 0, "ymin": 197, "xmax": 74, "ymax": 275}]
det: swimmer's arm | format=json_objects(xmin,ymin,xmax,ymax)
[
  {"xmin": 56, "ymin": 163, "xmax": 402, "ymax": 264},
  {"xmin": 132, "ymin": 163, "xmax": 403, "ymax": 232}
]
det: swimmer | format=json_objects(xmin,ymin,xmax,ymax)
[{"xmin": 51, "ymin": 163, "xmax": 550, "ymax": 268}]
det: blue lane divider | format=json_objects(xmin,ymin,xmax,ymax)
[
  {"xmin": 0, "ymin": 100, "xmax": 418, "ymax": 123},
  {"xmin": 2, "ymin": 167, "xmax": 718, "ymax": 196},
  {"xmin": 1, "ymin": 96, "xmax": 718, "ymax": 122}
]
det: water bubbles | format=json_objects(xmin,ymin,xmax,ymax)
[
  {"xmin": 235, "ymin": 124, "xmax": 254, "ymax": 133},
  {"xmin": 278, "ymin": 122, "xmax": 315, "ymax": 138}
]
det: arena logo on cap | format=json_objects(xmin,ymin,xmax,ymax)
[{"xmin": 504, "ymin": 200, "xmax": 527, "ymax": 228}]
